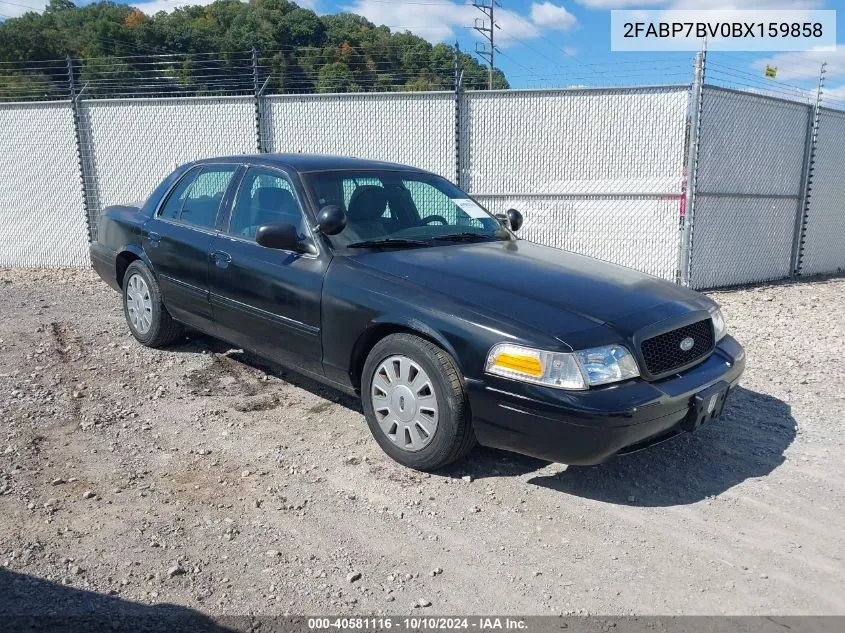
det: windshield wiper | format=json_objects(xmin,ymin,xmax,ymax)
[
  {"xmin": 429, "ymin": 232, "xmax": 502, "ymax": 243},
  {"xmin": 347, "ymin": 238, "xmax": 432, "ymax": 249}
]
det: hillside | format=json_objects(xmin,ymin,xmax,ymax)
[{"xmin": 0, "ymin": 0, "xmax": 508, "ymax": 99}]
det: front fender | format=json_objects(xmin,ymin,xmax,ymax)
[
  {"xmin": 320, "ymin": 257, "xmax": 560, "ymax": 392},
  {"xmin": 368, "ymin": 313, "xmax": 462, "ymax": 366}
]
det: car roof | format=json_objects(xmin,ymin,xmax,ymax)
[{"xmin": 192, "ymin": 153, "xmax": 428, "ymax": 174}]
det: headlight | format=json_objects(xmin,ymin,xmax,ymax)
[
  {"xmin": 485, "ymin": 343, "xmax": 639, "ymax": 390},
  {"xmin": 710, "ymin": 307, "xmax": 727, "ymax": 341}
]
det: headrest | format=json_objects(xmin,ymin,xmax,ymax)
[
  {"xmin": 347, "ymin": 185, "xmax": 388, "ymax": 221},
  {"xmin": 254, "ymin": 187, "xmax": 295, "ymax": 212}
]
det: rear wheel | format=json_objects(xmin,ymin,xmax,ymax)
[
  {"xmin": 122, "ymin": 260, "xmax": 183, "ymax": 348},
  {"xmin": 361, "ymin": 334, "xmax": 475, "ymax": 470}
]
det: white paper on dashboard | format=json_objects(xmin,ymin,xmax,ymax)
[{"xmin": 451, "ymin": 198, "xmax": 488, "ymax": 219}]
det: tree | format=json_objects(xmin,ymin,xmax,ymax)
[
  {"xmin": 0, "ymin": 0, "xmax": 508, "ymax": 98},
  {"xmin": 316, "ymin": 61, "xmax": 358, "ymax": 93}
]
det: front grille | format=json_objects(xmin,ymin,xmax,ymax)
[{"xmin": 640, "ymin": 318, "xmax": 714, "ymax": 377}]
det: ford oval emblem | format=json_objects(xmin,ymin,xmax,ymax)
[{"xmin": 680, "ymin": 336, "xmax": 695, "ymax": 352}]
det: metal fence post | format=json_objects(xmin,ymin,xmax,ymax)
[
  {"xmin": 252, "ymin": 48, "xmax": 265, "ymax": 153},
  {"xmin": 454, "ymin": 42, "xmax": 463, "ymax": 187},
  {"xmin": 791, "ymin": 62, "xmax": 826, "ymax": 278},
  {"xmin": 67, "ymin": 55, "xmax": 95, "ymax": 244},
  {"xmin": 677, "ymin": 50, "xmax": 706, "ymax": 287}
]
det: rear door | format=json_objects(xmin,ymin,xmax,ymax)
[
  {"xmin": 143, "ymin": 163, "xmax": 240, "ymax": 334},
  {"xmin": 208, "ymin": 165, "xmax": 328, "ymax": 376}
]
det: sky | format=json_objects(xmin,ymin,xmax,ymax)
[{"xmin": 1, "ymin": 0, "xmax": 844, "ymax": 102}]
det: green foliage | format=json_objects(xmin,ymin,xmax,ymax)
[{"xmin": 0, "ymin": 0, "xmax": 509, "ymax": 97}]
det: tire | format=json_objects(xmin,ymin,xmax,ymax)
[
  {"xmin": 361, "ymin": 333, "xmax": 476, "ymax": 470},
  {"xmin": 122, "ymin": 260, "xmax": 183, "ymax": 348}
]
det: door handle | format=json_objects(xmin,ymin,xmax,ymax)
[
  {"xmin": 148, "ymin": 232, "xmax": 161, "ymax": 248},
  {"xmin": 211, "ymin": 250, "xmax": 232, "ymax": 269}
]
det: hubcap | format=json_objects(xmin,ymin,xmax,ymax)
[
  {"xmin": 371, "ymin": 355, "xmax": 439, "ymax": 452},
  {"xmin": 125, "ymin": 273, "xmax": 153, "ymax": 335}
]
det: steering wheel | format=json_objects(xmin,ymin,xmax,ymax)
[{"xmin": 420, "ymin": 214, "xmax": 449, "ymax": 226}]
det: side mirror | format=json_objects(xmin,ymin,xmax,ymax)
[
  {"xmin": 318, "ymin": 205, "xmax": 347, "ymax": 236},
  {"xmin": 506, "ymin": 208, "xmax": 523, "ymax": 232},
  {"xmin": 255, "ymin": 223, "xmax": 316, "ymax": 255}
]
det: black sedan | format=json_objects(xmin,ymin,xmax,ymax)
[{"xmin": 90, "ymin": 154, "xmax": 745, "ymax": 470}]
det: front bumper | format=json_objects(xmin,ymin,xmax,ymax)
[{"xmin": 466, "ymin": 335, "xmax": 745, "ymax": 465}]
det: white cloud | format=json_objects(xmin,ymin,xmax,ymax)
[
  {"xmin": 530, "ymin": 2, "xmax": 577, "ymax": 31},
  {"xmin": 133, "ymin": 0, "xmax": 215, "ymax": 14},
  {"xmin": 821, "ymin": 84, "xmax": 845, "ymax": 104},
  {"xmin": 0, "ymin": 0, "xmax": 49, "ymax": 19},
  {"xmin": 668, "ymin": 0, "xmax": 823, "ymax": 7},
  {"xmin": 577, "ymin": 0, "xmax": 823, "ymax": 8},
  {"xmin": 342, "ymin": 0, "xmax": 475, "ymax": 42},
  {"xmin": 754, "ymin": 46, "xmax": 845, "ymax": 81},
  {"xmin": 345, "ymin": 0, "xmax": 576, "ymax": 48}
]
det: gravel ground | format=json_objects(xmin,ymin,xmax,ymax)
[{"xmin": 0, "ymin": 268, "xmax": 843, "ymax": 618}]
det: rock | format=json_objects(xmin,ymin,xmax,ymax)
[
  {"xmin": 431, "ymin": 568, "xmax": 443, "ymax": 577},
  {"xmin": 469, "ymin": 505, "xmax": 481, "ymax": 513},
  {"xmin": 241, "ymin": 470, "xmax": 251, "ymax": 478},
  {"xmin": 51, "ymin": 478, "xmax": 66, "ymax": 486},
  {"xmin": 69, "ymin": 565, "xmax": 83, "ymax": 575},
  {"xmin": 347, "ymin": 571, "xmax": 362, "ymax": 583},
  {"xmin": 415, "ymin": 598, "xmax": 432, "ymax": 608},
  {"xmin": 82, "ymin": 490, "xmax": 95, "ymax": 500},
  {"xmin": 167, "ymin": 565, "xmax": 186, "ymax": 578},
  {"xmin": 265, "ymin": 550, "xmax": 281, "ymax": 558},
  {"xmin": 461, "ymin": 475, "xmax": 473, "ymax": 483}
]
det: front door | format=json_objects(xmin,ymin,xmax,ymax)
[
  {"xmin": 143, "ymin": 164, "xmax": 240, "ymax": 334},
  {"xmin": 208, "ymin": 165, "xmax": 328, "ymax": 376}
]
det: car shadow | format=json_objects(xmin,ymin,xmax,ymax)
[
  {"xmin": 0, "ymin": 568, "xmax": 236, "ymax": 632},
  {"xmin": 528, "ymin": 386, "xmax": 796, "ymax": 507},
  {"xmin": 170, "ymin": 331, "xmax": 362, "ymax": 413},
  {"xmin": 438, "ymin": 446, "xmax": 553, "ymax": 480},
  {"xmin": 167, "ymin": 335, "xmax": 795, "ymax": 506}
]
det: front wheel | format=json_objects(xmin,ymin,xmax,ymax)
[
  {"xmin": 122, "ymin": 260, "xmax": 183, "ymax": 348},
  {"xmin": 361, "ymin": 334, "xmax": 476, "ymax": 470}
]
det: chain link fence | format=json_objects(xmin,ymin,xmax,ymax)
[
  {"xmin": 800, "ymin": 108, "xmax": 845, "ymax": 276},
  {"xmin": 688, "ymin": 86, "xmax": 811, "ymax": 289},
  {"xmin": 462, "ymin": 87, "xmax": 688, "ymax": 280},
  {"xmin": 1, "ymin": 51, "xmax": 844, "ymax": 288},
  {"xmin": 0, "ymin": 101, "xmax": 89, "ymax": 267},
  {"xmin": 80, "ymin": 96, "xmax": 256, "ymax": 241},
  {"xmin": 264, "ymin": 92, "xmax": 456, "ymax": 179}
]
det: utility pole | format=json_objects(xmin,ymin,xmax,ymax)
[{"xmin": 473, "ymin": 0, "xmax": 499, "ymax": 89}]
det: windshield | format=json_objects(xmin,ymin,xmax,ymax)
[{"xmin": 303, "ymin": 170, "xmax": 511, "ymax": 248}]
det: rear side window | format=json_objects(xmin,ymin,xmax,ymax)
[
  {"xmin": 158, "ymin": 165, "xmax": 238, "ymax": 229},
  {"xmin": 159, "ymin": 168, "xmax": 199, "ymax": 220},
  {"xmin": 180, "ymin": 167, "xmax": 238, "ymax": 229}
]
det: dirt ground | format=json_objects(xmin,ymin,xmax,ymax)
[{"xmin": 0, "ymin": 268, "xmax": 843, "ymax": 618}]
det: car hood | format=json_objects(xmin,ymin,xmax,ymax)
[{"xmin": 348, "ymin": 240, "xmax": 715, "ymax": 345}]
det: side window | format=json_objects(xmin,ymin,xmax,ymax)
[
  {"xmin": 159, "ymin": 168, "xmax": 200, "ymax": 220},
  {"xmin": 228, "ymin": 167, "xmax": 307, "ymax": 241},
  {"xmin": 179, "ymin": 166, "xmax": 238, "ymax": 229}
]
